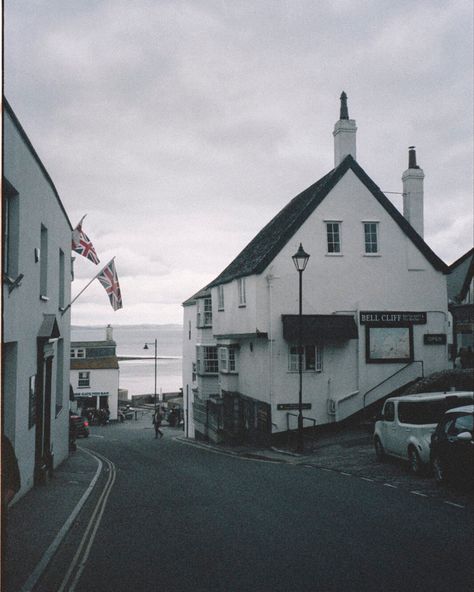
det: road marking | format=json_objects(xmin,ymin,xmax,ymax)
[
  {"xmin": 90, "ymin": 434, "xmax": 105, "ymax": 438},
  {"xmin": 19, "ymin": 448, "xmax": 102, "ymax": 592},
  {"xmin": 444, "ymin": 501, "xmax": 465, "ymax": 509},
  {"xmin": 360, "ymin": 477, "xmax": 374, "ymax": 482},
  {"xmin": 58, "ymin": 450, "xmax": 116, "ymax": 592},
  {"xmin": 410, "ymin": 491, "xmax": 428, "ymax": 497},
  {"xmin": 340, "ymin": 472, "xmax": 351, "ymax": 476},
  {"xmin": 383, "ymin": 483, "xmax": 397, "ymax": 488}
]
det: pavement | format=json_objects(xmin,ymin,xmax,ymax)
[{"xmin": 3, "ymin": 420, "xmax": 473, "ymax": 591}]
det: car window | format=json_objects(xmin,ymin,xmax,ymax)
[
  {"xmin": 453, "ymin": 414, "xmax": 473, "ymax": 434},
  {"xmin": 384, "ymin": 402, "xmax": 395, "ymax": 422},
  {"xmin": 442, "ymin": 418, "xmax": 456, "ymax": 435}
]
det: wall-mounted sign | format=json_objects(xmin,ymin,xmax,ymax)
[
  {"xmin": 424, "ymin": 334, "xmax": 447, "ymax": 345},
  {"xmin": 360, "ymin": 311, "xmax": 427, "ymax": 326},
  {"xmin": 73, "ymin": 391, "xmax": 110, "ymax": 398},
  {"xmin": 277, "ymin": 403, "xmax": 312, "ymax": 411}
]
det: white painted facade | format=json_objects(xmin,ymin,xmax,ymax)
[
  {"xmin": 70, "ymin": 366, "xmax": 119, "ymax": 421},
  {"xmin": 3, "ymin": 101, "xmax": 73, "ymax": 498},
  {"xmin": 182, "ymin": 94, "xmax": 450, "ymax": 442}
]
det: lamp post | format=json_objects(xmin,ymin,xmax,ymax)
[
  {"xmin": 143, "ymin": 339, "xmax": 158, "ymax": 412},
  {"xmin": 292, "ymin": 243, "xmax": 310, "ymax": 453}
]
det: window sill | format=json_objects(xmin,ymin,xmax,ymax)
[
  {"xmin": 287, "ymin": 370, "xmax": 322, "ymax": 374},
  {"xmin": 325, "ymin": 253, "xmax": 343, "ymax": 257},
  {"xmin": 363, "ymin": 253, "xmax": 381, "ymax": 257},
  {"xmin": 238, "ymin": 304, "xmax": 247, "ymax": 308},
  {"xmin": 40, "ymin": 295, "xmax": 50, "ymax": 301}
]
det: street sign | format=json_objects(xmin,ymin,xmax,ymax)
[{"xmin": 277, "ymin": 403, "xmax": 312, "ymax": 411}]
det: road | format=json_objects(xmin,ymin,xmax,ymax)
[{"xmin": 40, "ymin": 415, "xmax": 474, "ymax": 592}]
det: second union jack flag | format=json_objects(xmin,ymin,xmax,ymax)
[
  {"xmin": 72, "ymin": 217, "xmax": 100, "ymax": 264},
  {"xmin": 97, "ymin": 259, "xmax": 123, "ymax": 311}
]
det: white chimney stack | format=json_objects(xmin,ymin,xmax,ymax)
[
  {"xmin": 106, "ymin": 324, "xmax": 113, "ymax": 341},
  {"xmin": 402, "ymin": 146, "xmax": 425, "ymax": 238},
  {"xmin": 333, "ymin": 91, "xmax": 357, "ymax": 167}
]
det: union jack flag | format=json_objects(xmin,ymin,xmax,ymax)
[
  {"xmin": 97, "ymin": 259, "xmax": 123, "ymax": 311},
  {"xmin": 72, "ymin": 216, "xmax": 100, "ymax": 264}
]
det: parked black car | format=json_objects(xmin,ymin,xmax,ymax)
[
  {"xmin": 430, "ymin": 405, "xmax": 474, "ymax": 487},
  {"xmin": 69, "ymin": 413, "xmax": 90, "ymax": 438}
]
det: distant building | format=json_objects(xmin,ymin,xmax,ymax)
[
  {"xmin": 447, "ymin": 248, "xmax": 474, "ymax": 359},
  {"xmin": 3, "ymin": 98, "xmax": 73, "ymax": 496},
  {"xmin": 183, "ymin": 93, "xmax": 450, "ymax": 446},
  {"xmin": 70, "ymin": 325, "xmax": 120, "ymax": 421}
]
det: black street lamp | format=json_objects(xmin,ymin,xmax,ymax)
[
  {"xmin": 292, "ymin": 243, "xmax": 310, "ymax": 453},
  {"xmin": 143, "ymin": 339, "xmax": 158, "ymax": 412}
]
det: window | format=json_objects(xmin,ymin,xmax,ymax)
[
  {"xmin": 188, "ymin": 321, "xmax": 192, "ymax": 340},
  {"xmin": 40, "ymin": 224, "xmax": 48, "ymax": 298},
  {"xmin": 58, "ymin": 249, "xmax": 65, "ymax": 309},
  {"xmin": 203, "ymin": 346, "xmax": 218, "ymax": 374},
  {"xmin": 384, "ymin": 401, "xmax": 395, "ymax": 422},
  {"xmin": 219, "ymin": 346, "xmax": 237, "ymax": 373},
  {"xmin": 288, "ymin": 345, "xmax": 322, "ymax": 372},
  {"xmin": 364, "ymin": 222, "xmax": 379, "ymax": 254},
  {"xmin": 238, "ymin": 277, "xmax": 246, "ymax": 306},
  {"xmin": 78, "ymin": 371, "xmax": 90, "ymax": 388},
  {"xmin": 192, "ymin": 362, "xmax": 197, "ymax": 382},
  {"xmin": 197, "ymin": 297, "xmax": 212, "ymax": 327},
  {"xmin": 218, "ymin": 285, "xmax": 225, "ymax": 311},
  {"xmin": 3, "ymin": 181, "xmax": 20, "ymax": 279},
  {"xmin": 203, "ymin": 297, "xmax": 212, "ymax": 326},
  {"xmin": 326, "ymin": 222, "xmax": 341, "ymax": 254},
  {"xmin": 71, "ymin": 348, "xmax": 86, "ymax": 359},
  {"xmin": 219, "ymin": 347, "xmax": 228, "ymax": 371}
]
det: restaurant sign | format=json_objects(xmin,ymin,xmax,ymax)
[{"xmin": 360, "ymin": 311, "xmax": 427, "ymax": 326}]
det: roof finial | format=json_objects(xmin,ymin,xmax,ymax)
[
  {"xmin": 408, "ymin": 146, "xmax": 419, "ymax": 169},
  {"xmin": 340, "ymin": 91, "xmax": 349, "ymax": 120}
]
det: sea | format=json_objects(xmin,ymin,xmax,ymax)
[{"xmin": 71, "ymin": 324, "xmax": 183, "ymax": 399}]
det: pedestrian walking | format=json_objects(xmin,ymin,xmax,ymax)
[{"xmin": 152, "ymin": 409, "xmax": 163, "ymax": 439}]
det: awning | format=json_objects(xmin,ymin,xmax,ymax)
[
  {"xmin": 38, "ymin": 314, "xmax": 61, "ymax": 339},
  {"xmin": 282, "ymin": 314, "xmax": 358, "ymax": 343}
]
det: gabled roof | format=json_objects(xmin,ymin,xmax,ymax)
[
  {"xmin": 182, "ymin": 286, "xmax": 211, "ymax": 307},
  {"xmin": 447, "ymin": 248, "xmax": 474, "ymax": 303},
  {"xmin": 207, "ymin": 155, "xmax": 448, "ymax": 289}
]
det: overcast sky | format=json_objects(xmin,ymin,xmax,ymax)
[{"xmin": 5, "ymin": 0, "xmax": 473, "ymax": 326}]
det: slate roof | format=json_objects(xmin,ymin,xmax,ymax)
[
  {"xmin": 70, "ymin": 357, "xmax": 119, "ymax": 370},
  {"xmin": 447, "ymin": 248, "xmax": 474, "ymax": 303},
  {"xmin": 206, "ymin": 155, "xmax": 448, "ymax": 289}
]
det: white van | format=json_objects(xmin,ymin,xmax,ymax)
[{"xmin": 373, "ymin": 391, "xmax": 474, "ymax": 474}]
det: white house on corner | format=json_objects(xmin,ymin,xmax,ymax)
[
  {"xmin": 70, "ymin": 325, "xmax": 120, "ymax": 421},
  {"xmin": 182, "ymin": 92, "xmax": 449, "ymax": 446},
  {"xmin": 3, "ymin": 98, "xmax": 73, "ymax": 497}
]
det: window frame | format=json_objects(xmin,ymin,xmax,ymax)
[
  {"xmin": 238, "ymin": 277, "xmax": 247, "ymax": 307},
  {"xmin": 71, "ymin": 348, "xmax": 86, "ymax": 359},
  {"xmin": 288, "ymin": 344, "xmax": 322, "ymax": 372},
  {"xmin": 325, "ymin": 221, "xmax": 342, "ymax": 255},
  {"xmin": 78, "ymin": 371, "xmax": 90, "ymax": 389},
  {"xmin": 363, "ymin": 221, "xmax": 379, "ymax": 255}
]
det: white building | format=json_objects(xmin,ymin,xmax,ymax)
[
  {"xmin": 183, "ymin": 93, "xmax": 450, "ymax": 445},
  {"xmin": 70, "ymin": 325, "xmax": 120, "ymax": 421},
  {"xmin": 3, "ymin": 99, "xmax": 73, "ymax": 496}
]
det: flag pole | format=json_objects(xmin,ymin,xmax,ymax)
[{"xmin": 61, "ymin": 257, "xmax": 115, "ymax": 316}]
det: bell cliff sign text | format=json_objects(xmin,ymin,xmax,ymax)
[{"xmin": 359, "ymin": 311, "xmax": 427, "ymax": 326}]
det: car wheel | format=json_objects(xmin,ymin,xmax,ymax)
[
  {"xmin": 408, "ymin": 447, "xmax": 423, "ymax": 475},
  {"xmin": 432, "ymin": 456, "xmax": 446, "ymax": 485},
  {"xmin": 374, "ymin": 437, "xmax": 385, "ymax": 462}
]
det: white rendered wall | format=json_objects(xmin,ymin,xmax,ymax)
[{"xmin": 3, "ymin": 110, "xmax": 72, "ymax": 499}]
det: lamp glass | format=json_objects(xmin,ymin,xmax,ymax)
[{"xmin": 292, "ymin": 243, "xmax": 310, "ymax": 272}]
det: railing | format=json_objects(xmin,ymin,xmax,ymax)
[
  {"xmin": 286, "ymin": 412, "xmax": 317, "ymax": 447},
  {"xmin": 362, "ymin": 360, "xmax": 424, "ymax": 411}
]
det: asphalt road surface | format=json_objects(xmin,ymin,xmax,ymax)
[{"xmin": 40, "ymin": 416, "xmax": 474, "ymax": 592}]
